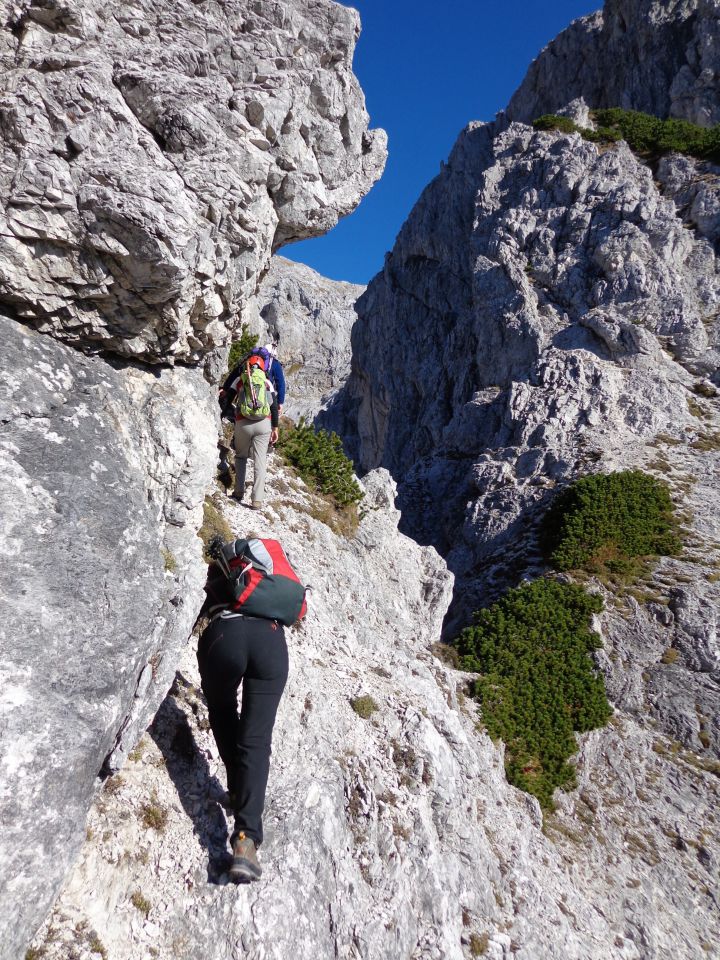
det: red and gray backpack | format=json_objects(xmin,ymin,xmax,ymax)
[{"xmin": 207, "ymin": 536, "xmax": 307, "ymax": 626}]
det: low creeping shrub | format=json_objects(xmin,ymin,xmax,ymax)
[
  {"xmin": 541, "ymin": 470, "xmax": 680, "ymax": 578},
  {"xmin": 454, "ymin": 579, "xmax": 609, "ymax": 809},
  {"xmin": 533, "ymin": 109, "xmax": 720, "ymax": 163},
  {"xmin": 278, "ymin": 418, "xmax": 364, "ymax": 508},
  {"xmin": 454, "ymin": 470, "xmax": 680, "ymax": 809},
  {"xmin": 533, "ymin": 114, "xmax": 579, "ymax": 135}
]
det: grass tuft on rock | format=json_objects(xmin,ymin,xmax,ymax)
[
  {"xmin": 541, "ymin": 470, "xmax": 680, "ymax": 580},
  {"xmin": 454, "ymin": 579, "xmax": 609, "ymax": 809},
  {"xmin": 533, "ymin": 108, "xmax": 720, "ymax": 163},
  {"xmin": 350, "ymin": 695, "xmax": 378, "ymax": 719},
  {"xmin": 140, "ymin": 793, "xmax": 168, "ymax": 832},
  {"xmin": 199, "ymin": 494, "xmax": 234, "ymax": 559},
  {"xmin": 469, "ymin": 932, "xmax": 490, "ymax": 957},
  {"xmin": 130, "ymin": 891, "xmax": 151, "ymax": 918}
]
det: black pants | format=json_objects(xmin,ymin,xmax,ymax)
[{"xmin": 197, "ymin": 615, "xmax": 288, "ymax": 845}]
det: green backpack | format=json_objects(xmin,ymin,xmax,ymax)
[{"xmin": 236, "ymin": 362, "xmax": 271, "ymax": 419}]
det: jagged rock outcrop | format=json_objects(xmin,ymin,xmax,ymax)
[
  {"xmin": 657, "ymin": 152, "xmax": 720, "ymax": 247},
  {"xmin": 27, "ymin": 467, "xmax": 720, "ymax": 959},
  {"xmin": 0, "ymin": 3, "xmax": 385, "ymax": 958},
  {"xmin": 322, "ymin": 0, "xmax": 720, "ymax": 953},
  {"xmin": 246, "ymin": 255, "xmax": 364, "ymax": 420},
  {"xmin": 333, "ymin": 0, "xmax": 720, "ymax": 612},
  {"xmin": 506, "ymin": 0, "xmax": 720, "ymax": 127},
  {"xmin": 0, "ymin": 0, "xmax": 385, "ymax": 365}
]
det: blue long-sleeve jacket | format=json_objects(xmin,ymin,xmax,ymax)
[{"xmin": 265, "ymin": 356, "xmax": 286, "ymax": 406}]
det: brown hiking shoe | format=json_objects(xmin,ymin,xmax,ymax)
[{"xmin": 229, "ymin": 832, "xmax": 262, "ymax": 882}]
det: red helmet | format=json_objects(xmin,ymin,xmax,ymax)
[{"xmin": 247, "ymin": 354, "xmax": 266, "ymax": 371}]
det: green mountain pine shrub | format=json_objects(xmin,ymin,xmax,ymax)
[
  {"xmin": 542, "ymin": 470, "xmax": 680, "ymax": 578},
  {"xmin": 533, "ymin": 109, "xmax": 720, "ymax": 163},
  {"xmin": 278, "ymin": 418, "xmax": 364, "ymax": 509},
  {"xmin": 226, "ymin": 324, "xmax": 259, "ymax": 373},
  {"xmin": 454, "ymin": 579, "xmax": 609, "ymax": 809},
  {"xmin": 532, "ymin": 114, "xmax": 579, "ymax": 135}
]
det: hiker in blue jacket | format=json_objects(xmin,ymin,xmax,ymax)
[
  {"xmin": 263, "ymin": 343, "xmax": 286, "ymax": 412},
  {"xmin": 220, "ymin": 343, "xmax": 286, "ymax": 420}
]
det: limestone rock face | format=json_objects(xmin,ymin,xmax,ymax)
[
  {"xmin": 247, "ymin": 255, "xmax": 364, "ymax": 421},
  {"xmin": 5, "ymin": 0, "xmax": 720, "ymax": 958},
  {"xmin": 0, "ymin": 2, "xmax": 384, "ymax": 957},
  {"xmin": 656, "ymin": 152, "xmax": 720, "ymax": 246},
  {"xmin": 506, "ymin": 0, "xmax": 720, "ymax": 126},
  {"xmin": 338, "ymin": 123, "xmax": 720, "ymax": 478},
  {"xmin": 322, "ymin": 1, "xmax": 720, "ymax": 952},
  {"xmin": 0, "ymin": 314, "xmax": 216, "ymax": 960},
  {"xmin": 0, "ymin": 0, "xmax": 386, "ymax": 364}
]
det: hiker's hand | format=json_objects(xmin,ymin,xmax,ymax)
[{"xmin": 270, "ymin": 428, "xmax": 279, "ymax": 445}]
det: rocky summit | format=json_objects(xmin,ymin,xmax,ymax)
[
  {"xmin": 2, "ymin": 0, "xmax": 720, "ymax": 959},
  {"xmin": 505, "ymin": 0, "xmax": 720, "ymax": 126}
]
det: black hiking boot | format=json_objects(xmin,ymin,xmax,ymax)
[{"xmin": 229, "ymin": 832, "xmax": 262, "ymax": 882}]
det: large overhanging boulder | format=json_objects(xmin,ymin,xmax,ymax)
[{"xmin": 0, "ymin": 0, "xmax": 386, "ymax": 364}]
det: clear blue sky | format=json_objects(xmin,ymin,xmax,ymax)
[{"xmin": 283, "ymin": 0, "xmax": 601, "ymax": 285}]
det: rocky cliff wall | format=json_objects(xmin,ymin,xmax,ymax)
[
  {"xmin": 331, "ymin": 0, "xmax": 720, "ymax": 632},
  {"xmin": 245, "ymin": 255, "xmax": 364, "ymax": 421},
  {"xmin": 322, "ymin": 0, "xmax": 720, "ymax": 950},
  {"xmin": 506, "ymin": 0, "xmax": 720, "ymax": 127},
  {"xmin": 0, "ymin": 2, "xmax": 385, "ymax": 957},
  {"xmin": 0, "ymin": 312, "xmax": 216, "ymax": 957},
  {"xmin": 4, "ymin": 0, "xmax": 720, "ymax": 957}
]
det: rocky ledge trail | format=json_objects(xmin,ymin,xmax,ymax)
[{"xmin": 28, "ymin": 459, "xmax": 720, "ymax": 960}]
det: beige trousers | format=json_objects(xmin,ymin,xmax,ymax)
[{"xmin": 234, "ymin": 417, "xmax": 271, "ymax": 502}]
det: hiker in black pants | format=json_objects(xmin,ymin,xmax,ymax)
[{"xmin": 198, "ymin": 580, "xmax": 288, "ymax": 882}]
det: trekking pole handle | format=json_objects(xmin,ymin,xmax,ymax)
[{"xmin": 207, "ymin": 535, "xmax": 233, "ymax": 579}]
